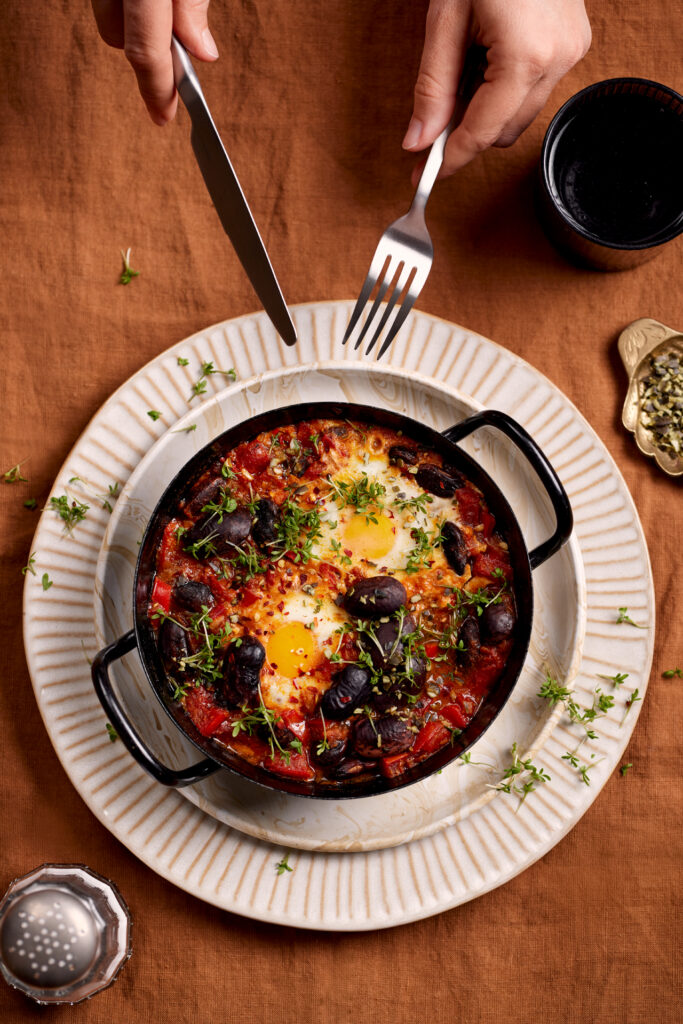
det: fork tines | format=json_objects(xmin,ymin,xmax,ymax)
[{"xmin": 342, "ymin": 247, "xmax": 425, "ymax": 358}]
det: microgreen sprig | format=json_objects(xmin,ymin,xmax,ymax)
[
  {"xmin": 596, "ymin": 671, "xmax": 629, "ymax": 688},
  {"xmin": 275, "ymin": 853, "xmax": 293, "ymax": 875},
  {"xmin": 616, "ymin": 607, "xmax": 647, "ymax": 628},
  {"xmin": 119, "ymin": 247, "xmax": 140, "ymax": 285},
  {"xmin": 21, "ymin": 552, "xmax": 37, "ymax": 577},
  {"xmin": 3, "ymin": 461, "xmax": 28, "ymax": 483},
  {"xmin": 49, "ymin": 494, "xmax": 90, "ymax": 531}
]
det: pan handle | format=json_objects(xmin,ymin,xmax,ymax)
[
  {"xmin": 442, "ymin": 409, "xmax": 573, "ymax": 569},
  {"xmin": 91, "ymin": 630, "xmax": 220, "ymax": 788}
]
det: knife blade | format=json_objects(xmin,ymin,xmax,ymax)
[{"xmin": 171, "ymin": 36, "xmax": 297, "ymax": 346}]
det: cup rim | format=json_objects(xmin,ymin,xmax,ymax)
[{"xmin": 541, "ymin": 76, "xmax": 683, "ymax": 251}]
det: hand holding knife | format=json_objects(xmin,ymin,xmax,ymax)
[{"xmin": 171, "ymin": 36, "xmax": 297, "ymax": 347}]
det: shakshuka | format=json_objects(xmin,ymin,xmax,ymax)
[{"xmin": 149, "ymin": 419, "xmax": 517, "ymax": 784}]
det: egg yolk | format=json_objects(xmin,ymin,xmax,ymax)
[
  {"xmin": 343, "ymin": 511, "xmax": 395, "ymax": 560},
  {"xmin": 266, "ymin": 622, "xmax": 316, "ymax": 677}
]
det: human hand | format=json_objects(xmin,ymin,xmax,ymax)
[
  {"xmin": 91, "ymin": 0, "xmax": 218, "ymax": 125},
  {"xmin": 403, "ymin": 0, "xmax": 591, "ymax": 178}
]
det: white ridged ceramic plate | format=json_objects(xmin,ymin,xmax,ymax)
[
  {"xmin": 92, "ymin": 363, "xmax": 586, "ymax": 853},
  {"xmin": 23, "ymin": 302, "xmax": 654, "ymax": 930}
]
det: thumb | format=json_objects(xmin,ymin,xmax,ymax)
[
  {"xmin": 172, "ymin": 0, "xmax": 218, "ymax": 61},
  {"xmin": 403, "ymin": 0, "xmax": 469, "ymax": 151}
]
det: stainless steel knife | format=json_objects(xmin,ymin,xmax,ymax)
[{"xmin": 171, "ymin": 36, "xmax": 297, "ymax": 346}]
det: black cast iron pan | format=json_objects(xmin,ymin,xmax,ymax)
[{"xmin": 92, "ymin": 402, "xmax": 573, "ymax": 798}]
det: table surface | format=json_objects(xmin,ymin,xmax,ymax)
[{"xmin": 1, "ymin": 1, "xmax": 681, "ymax": 1022}]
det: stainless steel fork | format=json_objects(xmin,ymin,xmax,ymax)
[{"xmin": 343, "ymin": 48, "xmax": 487, "ymax": 359}]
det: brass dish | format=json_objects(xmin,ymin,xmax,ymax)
[{"xmin": 618, "ymin": 317, "xmax": 683, "ymax": 477}]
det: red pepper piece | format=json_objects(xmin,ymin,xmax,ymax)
[
  {"xmin": 239, "ymin": 586, "xmax": 259, "ymax": 607},
  {"xmin": 235, "ymin": 441, "xmax": 270, "ymax": 474},
  {"xmin": 454, "ymin": 487, "xmax": 481, "ymax": 526},
  {"xmin": 424, "ymin": 641, "xmax": 440, "ymax": 660},
  {"xmin": 441, "ymin": 703, "xmax": 469, "ymax": 730},
  {"xmin": 151, "ymin": 578, "xmax": 172, "ymax": 613},
  {"xmin": 183, "ymin": 688, "xmax": 230, "ymax": 737},
  {"xmin": 263, "ymin": 751, "xmax": 315, "ymax": 780},
  {"xmin": 482, "ymin": 509, "xmax": 496, "ymax": 537},
  {"xmin": 473, "ymin": 550, "xmax": 512, "ymax": 580},
  {"xmin": 159, "ymin": 521, "xmax": 179, "ymax": 570},
  {"xmin": 380, "ymin": 753, "xmax": 413, "ymax": 779},
  {"xmin": 412, "ymin": 721, "xmax": 449, "ymax": 756},
  {"xmin": 278, "ymin": 709, "xmax": 308, "ymax": 743},
  {"xmin": 195, "ymin": 708, "xmax": 230, "ymax": 738}
]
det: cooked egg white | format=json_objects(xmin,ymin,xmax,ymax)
[
  {"xmin": 261, "ymin": 590, "xmax": 348, "ymax": 708},
  {"xmin": 315, "ymin": 452, "xmax": 451, "ymax": 573}
]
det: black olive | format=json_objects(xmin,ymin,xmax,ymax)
[
  {"xmin": 440, "ymin": 521, "xmax": 468, "ymax": 575},
  {"xmin": 252, "ymin": 498, "xmax": 280, "ymax": 546},
  {"xmin": 363, "ymin": 615, "xmax": 416, "ymax": 672},
  {"xmin": 343, "ymin": 576, "xmax": 407, "ymax": 618},
  {"xmin": 159, "ymin": 619, "xmax": 189, "ymax": 670},
  {"xmin": 416, "ymin": 463, "xmax": 464, "ymax": 497},
  {"xmin": 312, "ymin": 737, "xmax": 348, "ymax": 768},
  {"xmin": 173, "ymin": 580, "xmax": 215, "ymax": 612},
  {"xmin": 185, "ymin": 478, "xmax": 223, "ymax": 517},
  {"xmin": 332, "ymin": 758, "xmax": 372, "ymax": 780},
  {"xmin": 185, "ymin": 507, "xmax": 252, "ymax": 556},
  {"xmin": 321, "ymin": 664, "xmax": 373, "ymax": 719},
  {"xmin": 328, "ymin": 425, "xmax": 349, "ymax": 437},
  {"xmin": 217, "ymin": 636, "xmax": 266, "ymax": 707},
  {"xmin": 388, "ymin": 444, "xmax": 418, "ymax": 466},
  {"xmin": 353, "ymin": 715, "xmax": 414, "ymax": 759},
  {"xmin": 480, "ymin": 603, "xmax": 516, "ymax": 644},
  {"xmin": 231, "ymin": 635, "xmax": 266, "ymax": 673},
  {"xmin": 458, "ymin": 616, "xmax": 480, "ymax": 667}
]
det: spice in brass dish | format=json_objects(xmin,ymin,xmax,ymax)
[{"xmin": 618, "ymin": 317, "xmax": 683, "ymax": 477}]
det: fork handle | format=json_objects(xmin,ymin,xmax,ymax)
[{"xmin": 412, "ymin": 46, "xmax": 488, "ymax": 211}]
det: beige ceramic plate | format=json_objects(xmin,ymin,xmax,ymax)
[{"xmin": 23, "ymin": 302, "xmax": 654, "ymax": 930}]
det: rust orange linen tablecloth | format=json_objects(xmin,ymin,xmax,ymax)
[{"xmin": 1, "ymin": 1, "xmax": 681, "ymax": 1021}]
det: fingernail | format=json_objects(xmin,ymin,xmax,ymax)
[
  {"xmin": 402, "ymin": 118, "xmax": 423, "ymax": 150},
  {"xmin": 202, "ymin": 28, "xmax": 219, "ymax": 59}
]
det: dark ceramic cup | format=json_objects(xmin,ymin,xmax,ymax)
[{"xmin": 537, "ymin": 78, "xmax": 683, "ymax": 271}]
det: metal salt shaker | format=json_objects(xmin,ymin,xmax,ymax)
[{"xmin": 0, "ymin": 863, "xmax": 131, "ymax": 1005}]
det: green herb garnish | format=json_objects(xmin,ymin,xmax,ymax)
[
  {"xmin": 616, "ymin": 607, "xmax": 646, "ymax": 628},
  {"xmin": 119, "ymin": 247, "xmax": 140, "ymax": 285},
  {"xmin": 49, "ymin": 494, "xmax": 89, "ymax": 531},
  {"xmin": 23, "ymin": 498, "xmax": 37, "ymax": 510},
  {"xmin": 271, "ymin": 499, "xmax": 322, "ymax": 563},
  {"xmin": 41, "ymin": 572, "xmax": 53, "ymax": 591},
  {"xmin": 596, "ymin": 671, "xmax": 629, "ymax": 688},
  {"xmin": 620, "ymin": 762, "xmax": 633, "ymax": 777},
  {"xmin": 21, "ymin": 552, "xmax": 37, "ymax": 576},
  {"xmin": 392, "ymin": 492, "xmax": 434, "ymax": 515},
  {"xmin": 3, "ymin": 462, "xmax": 28, "ymax": 483},
  {"xmin": 405, "ymin": 526, "xmax": 435, "ymax": 574},
  {"xmin": 663, "ymin": 667, "xmax": 682, "ymax": 679},
  {"xmin": 106, "ymin": 722, "xmax": 119, "ymax": 743},
  {"xmin": 623, "ymin": 688, "xmax": 641, "ymax": 721},
  {"xmin": 147, "ymin": 410, "xmax": 162, "ymax": 421},
  {"xmin": 275, "ymin": 853, "xmax": 293, "ymax": 875},
  {"xmin": 325, "ymin": 472, "xmax": 386, "ymax": 516}
]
